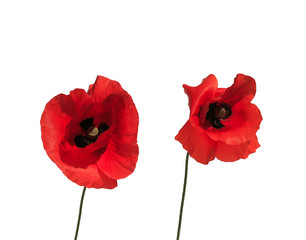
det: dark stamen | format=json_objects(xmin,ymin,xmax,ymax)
[
  {"xmin": 75, "ymin": 135, "xmax": 89, "ymax": 148},
  {"xmin": 212, "ymin": 119, "xmax": 224, "ymax": 129},
  {"xmin": 205, "ymin": 102, "xmax": 232, "ymax": 129},
  {"xmin": 74, "ymin": 118, "xmax": 109, "ymax": 148},
  {"xmin": 98, "ymin": 123, "xmax": 109, "ymax": 133},
  {"xmin": 80, "ymin": 118, "xmax": 94, "ymax": 131}
]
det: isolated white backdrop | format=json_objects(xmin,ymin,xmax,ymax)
[{"xmin": 1, "ymin": 1, "xmax": 305, "ymax": 239}]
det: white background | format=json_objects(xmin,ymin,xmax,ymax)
[{"xmin": 1, "ymin": 1, "xmax": 305, "ymax": 239}]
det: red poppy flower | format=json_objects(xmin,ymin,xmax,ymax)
[
  {"xmin": 175, "ymin": 74, "xmax": 262, "ymax": 164},
  {"xmin": 41, "ymin": 76, "xmax": 139, "ymax": 189}
]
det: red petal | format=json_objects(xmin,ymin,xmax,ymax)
[
  {"xmin": 215, "ymin": 88, "xmax": 225, "ymax": 98},
  {"xmin": 97, "ymin": 142, "xmax": 139, "ymax": 179},
  {"xmin": 215, "ymin": 135, "xmax": 260, "ymax": 162},
  {"xmin": 244, "ymin": 135, "xmax": 261, "ymax": 157},
  {"xmin": 87, "ymin": 83, "xmax": 94, "ymax": 92},
  {"xmin": 58, "ymin": 137, "xmax": 108, "ymax": 169},
  {"xmin": 183, "ymin": 74, "xmax": 218, "ymax": 117},
  {"xmin": 97, "ymin": 169, "xmax": 118, "ymax": 189},
  {"xmin": 88, "ymin": 76, "xmax": 127, "ymax": 102},
  {"xmin": 41, "ymin": 89, "xmax": 94, "ymax": 165},
  {"xmin": 62, "ymin": 163, "xmax": 117, "ymax": 189},
  {"xmin": 88, "ymin": 76, "xmax": 139, "ymax": 179},
  {"xmin": 41, "ymin": 89, "xmax": 90, "ymax": 164},
  {"xmin": 204, "ymin": 102, "xmax": 262, "ymax": 145},
  {"xmin": 217, "ymin": 74, "xmax": 256, "ymax": 106},
  {"xmin": 175, "ymin": 120, "xmax": 216, "ymax": 164}
]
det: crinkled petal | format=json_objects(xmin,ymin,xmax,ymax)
[
  {"xmin": 41, "ymin": 89, "xmax": 92, "ymax": 149},
  {"xmin": 215, "ymin": 135, "xmax": 260, "ymax": 162},
  {"xmin": 41, "ymin": 89, "xmax": 97, "ymax": 166},
  {"xmin": 215, "ymin": 88, "xmax": 225, "ymax": 98},
  {"xmin": 41, "ymin": 89, "xmax": 91, "ymax": 165},
  {"xmin": 95, "ymin": 96, "xmax": 139, "ymax": 179},
  {"xmin": 97, "ymin": 169, "xmax": 118, "ymax": 189},
  {"xmin": 41, "ymin": 95, "xmax": 71, "ymax": 157},
  {"xmin": 183, "ymin": 74, "xmax": 218, "ymax": 117},
  {"xmin": 89, "ymin": 76, "xmax": 139, "ymax": 179},
  {"xmin": 175, "ymin": 121, "xmax": 216, "ymax": 164},
  {"xmin": 217, "ymin": 74, "xmax": 256, "ymax": 105},
  {"xmin": 88, "ymin": 76, "xmax": 127, "ymax": 103},
  {"xmin": 61, "ymin": 163, "xmax": 117, "ymax": 189},
  {"xmin": 244, "ymin": 135, "xmax": 261, "ymax": 157},
  {"xmin": 89, "ymin": 75, "xmax": 139, "ymax": 142},
  {"xmin": 97, "ymin": 141, "xmax": 139, "ymax": 179}
]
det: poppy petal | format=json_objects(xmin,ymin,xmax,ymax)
[
  {"xmin": 215, "ymin": 88, "xmax": 225, "ymax": 98},
  {"xmin": 41, "ymin": 89, "xmax": 93, "ymax": 164},
  {"xmin": 175, "ymin": 121, "xmax": 216, "ymax": 164},
  {"xmin": 89, "ymin": 75, "xmax": 139, "ymax": 142},
  {"xmin": 93, "ymin": 84, "xmax": 139, "ymax": 179},
  {"xmin": 97, "ymin": 169, "xmax": 118, "ymax": 189},
  {"xmin": 218, "ymin": 74, "xmax": 256, "ymax": 106},
  {"xmin": 62, "ymin": 163, "xmax": 117, "ymax": 189},
  {"xmin": 88, "ymin": 76, "xmax": 126, "ymax": 102},
  {"xmin": 183, "ymin": 74, "xmax": 218, "ymax": 117},
  {"xmin": 97, "ymin": 142, "xmax": 139, "ymax": 179},
  {"xmin": 215, "ymin": 135, "xmax": 260, "ymax": 162}
]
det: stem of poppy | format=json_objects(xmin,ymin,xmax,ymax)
[
  {"xmin": 74, "ymin": 187, "xmax": 86, "ymax": 240},
  {"xmin": 176, "ymin": 152, "xmax": 189, "ymax": 240}
]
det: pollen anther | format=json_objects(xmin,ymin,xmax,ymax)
[{"xmin": 87, "ymin": 126, "xmax": 99, "ymax": 138}]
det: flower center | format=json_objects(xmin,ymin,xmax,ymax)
[
  {"xmin": 74, "ymin": 118, "xmax": 109, "ymax": 148},
  {"xmin": 205, "ymin": 102, "xmax": 232, "ymax": 129}
]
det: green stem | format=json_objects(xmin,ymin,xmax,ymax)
[
  {"xmin": 176, "ymin": 152, "xmax": 189, "ymax": 240},
  {"xmin": 74, "ymin": 187, "xmax": 86, "ymax": 240}
]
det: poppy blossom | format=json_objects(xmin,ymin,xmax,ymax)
[
  {"xmin": 175, "ymin": 74, "xmax": 262, "ymax": 164},
  {"xmin": 41, "ymin": 76, "xmax": 139, "ymax": 189}
]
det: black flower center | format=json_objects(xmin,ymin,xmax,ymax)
[
  {"xmin": 74, "ymin": 118, "xmax": 109, "ymax": 148},
  {"xmin": 205, "ymin": 102, "xmax": 232, "ymax": 129}
]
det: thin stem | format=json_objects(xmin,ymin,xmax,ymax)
[
  {"xmin": 176, "ymin": 152, "xmax": 189, "ymax": 240},
  {"xmin": 74, "ymin": 187, "xmax": 86, "ymax": 240}
]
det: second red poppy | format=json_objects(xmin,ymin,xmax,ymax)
[{"xmin": 175, "ymin": 74, "xmax": 262, "ymax": 164}]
